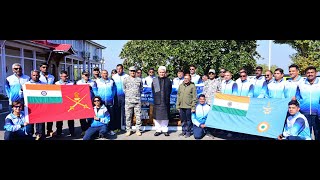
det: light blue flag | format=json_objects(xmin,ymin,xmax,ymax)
[{"xmin": 205, "ymin": 95, "xmax": 291, "ymax": 139}]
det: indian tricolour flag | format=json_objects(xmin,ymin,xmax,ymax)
[
  {"xmin": 211, "ymin": 93, "xmax": 250, "ymax": 116},
  {"xmin": 23, "ymin": 84, "xmax": 95, "ymax": 123},
  {"xmin": 24, "ymin": 84, "xmax": 62, "ymax": 104},
  {"xmin": 206, "ymin": 93, "xmax": 291, "ymax": 139}
]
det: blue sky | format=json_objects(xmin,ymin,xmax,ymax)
[{"xmin": 94, "ymin": 40, "xmax": 297, "ymax": 74}]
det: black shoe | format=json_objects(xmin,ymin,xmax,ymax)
[
  {"xmin": 99, "ymin": 134, "xmax": 107, "ymax": 139},
  {"xmin": 179, "ymin": 132, "xmax": 186, "ymax": 136},
  {"xmin": 154, "ymin": 132, "xmax": 162, "ymax": 136},
  {"xmin": 163, "ymin": 132, "xmax": 170, "ymax": 136}
]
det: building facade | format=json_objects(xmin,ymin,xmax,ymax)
[{"xmin": 0, "ymin": 40, "xmax": 106, "ymax": 95}]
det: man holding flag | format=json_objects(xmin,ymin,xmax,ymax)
[
  {"xmin": 278, "ymin": 100, "xmax": 311, "ymax": 140},
  {"xmin": 77, "ymin": 71, "xmax": 98, "ymax": 136},
  {"xmin": 25, "ymin": 70, "xmax": 46, "ymax": 140},
  {"xmin": 54, "ymin": 70, "xmax": 75, "ymax": 137},
  {"xmin": 191, "ymin": 94, "xmax": 211, "ymax": 139},
  {"xmin": 39, "ymin": 62, "xmax": 56, "ymax": 138}
]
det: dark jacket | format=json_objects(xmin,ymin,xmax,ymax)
[{"xmin": 152, "ymin": 77, "xmax": 172, "ymax": 105}]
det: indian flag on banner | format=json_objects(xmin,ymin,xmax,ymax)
[
  {"xmin": 206, "ymin": 93, "xmax": 291, "ymax": 139},
  {"xmin": 212, "ymin": 93, "xmax": 250, "ymax": 117},
  {"xmin": 24, "ymin": 84, "xmax": 62, "ymax": 104},
  {"xmin": 23, "ymin": 84, "xmax": 95, "ymax": 124}
]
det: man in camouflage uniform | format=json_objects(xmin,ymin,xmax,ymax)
[
  {"xmin": 202, "ymin": 69, "xmax": 221, "ymax": 106},
  {"xmin": 202, "ymin": 69, "xmax": 221, "ymax": 138},
  {"xmin": 123, "ymin": 66, "xmax": 143, "ymax": 136}
]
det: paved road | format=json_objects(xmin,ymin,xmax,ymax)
[{"xmin": 0, "ymin": 111, "xmax": 272, "ymax": 140}]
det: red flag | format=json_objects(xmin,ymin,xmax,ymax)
[{"xmin": 23, "ymin": 84, "xmax": 95, "ymax": 123}]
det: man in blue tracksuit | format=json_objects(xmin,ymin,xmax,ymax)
[
  {"xmin": 96, "ymin": 70, "xmax": 116, "ymax": 135},
  {"xmin": 236, "ymin": 71, "xmax": 254, "ymax": 97},
  {"xmin": 54, "ymin": 70, "xmax": 75, "ymax": 137},
  {"xmin": 285, "ymin": 64, "xmax": 305, "ymax": 99},
  {"xmin": 278, "ymin": 100, "xmax": 311, "ymax": 140},
  {"xmin": 259, "ymin": 68, "xmax": 287, "ymax": 98},
  {"xmin": 38, "ymin": 62, "xmax": 56, "ymax": 137},
  {"xmin": 77, "ymin": 71, "xmax": 98, "ymax": 136},
  {"xmin": 191, "ymin": 94, "xmax": 211, "ymax": 139},
  {"xmin": 83, "ymin": 96, "xmax": 110, "ymax": 140},
  {"xmin": 251, "ymin": 66, "xmax": 267, "ymax": 98},
  {"xmin": 295, "ymin": 66, "xmax": 320, "ymax": 140},
  {"xmin": 113, "ymin": 64, "xmax": 129, "ymax": 131},
  {"xmin": 25, "ymin": 70, "xmax": 46, "ymax": 140},
  {"xmin": 4, "ymin": 101, "xmax": 32, "ymax": 140},
  {"xmin": 5, "ymin": 63, "xmax": 30, "ymax": 105},
  {"xmin": 221, "ymin": 71, "xmax": 238, "ymax": 95}
]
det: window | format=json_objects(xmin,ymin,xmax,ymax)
[
  {"xmin": 6, "ymin": 46, "xmax": 20, "ymax": 56},
  {"xmin": 24, "ymin": 49, "xmax": 33, "ymax": 58},
  {"xmin": 24, "ymin": 59, "xmax": 34, "ymax": 77},
  {"xmin": 73, "ymin": 60, "xmax": 80, "ymax": 81},
  {"xmin": 36, "ymin": 52, "xmax": 46, "ymax": 61}
]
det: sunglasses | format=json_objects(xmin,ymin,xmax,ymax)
[
  {"xmin": 14, "ymin": 68, "xmax": 22, "ymax": 70},
  {"xmin": 13, "ymin": 106, "xmax": 22, "ymax": 108},
  {"xmin": 190, "ymin": 69, "xmax": 195, "ymax": 70},
  {"xmin": 209, "ymin": 72, "xmax": 214, "ymax": 74},
  {"xmin": 83, "ymin": 74, "xmax": 89, "ymax": 76},
  {"xmin": 220, "ymin": 71, "xmax": 225, "ymax": 73},
  {"xmin": 240, "ymin": 75, "xmax": 246, "ymax": 77},
  {"xmin": 94, "ymin": 100, "xmax": 100, "ymax": 102},
  {"xmin": 265, "ymin": 75, "xmax": 270, "ymax": 77}
]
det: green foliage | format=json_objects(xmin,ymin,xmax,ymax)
[
  {"xmin": 274, "ymin": 40, "xmax": 320, "ymax": 74},
  {"xmin": 120, "ymin": 40, "xmax": 260, "ymax": 79}
]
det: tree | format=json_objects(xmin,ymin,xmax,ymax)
[
  {"xmin": 274, "ymin": 40, "xmax": 320, "ymax": 74},
  {"xmin": 257, "ymin": 64, "xmax": 278, "ymax": 74},
  {"xmin": 119, "ymin": 40, "xmax": 260, "ymax": 79}
]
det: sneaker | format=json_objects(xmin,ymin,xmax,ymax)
[
  {"xmin": 35, "ymin": 134, "xmax": 41, "ymax": 140},
  {"xmin": 179, "ymin": 132, "xmax": 186, "ymax": 137},
  {"xmin": 114, "ymin": 129, "xmax": 121, "ymax": 133},
  {"xmin": 125, "ymin": 131, "xmax": 131, "ymax": 137},
  {"xmin": 108, "ymin": 130, "xmax": 116, "ymax": 136},
  {"xmin": 185, "ymin": 133, "xmax": 191, "ymax": 138},
  {"xmin": 47, "ymin": 131, "xmax": 54, "ymax": 137},
  {"xmin": 163, "ymin": 132, "xmax": 170, "ymax": 136},
  {"xmin": 154, "ymin": 132, "xmax": 161, "ymax": 136},
  {"xmin": 99, "ymin": 134, "xmax": 107, "ymax": 139},
  {"xmin": 136, "ymin": 131, "xmax": 142, "ymax": 136}
]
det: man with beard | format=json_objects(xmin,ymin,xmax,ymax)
[{"xmin": 152, "ymin": 66, "xmax": 172, "ymax": 137}]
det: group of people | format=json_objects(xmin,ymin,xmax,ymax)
[{"xmin": 3, "ymin": 61, "xmax": 319, "ymax": 140}]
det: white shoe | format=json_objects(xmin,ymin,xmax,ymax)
[{"xmin": 125, "ymin": 131, "xmax": 131, "ymax": 137}]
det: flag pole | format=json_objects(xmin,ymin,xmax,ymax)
[{"xmin": 268, "ymin": 40, "xmax": 272, "ymax": 70}]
